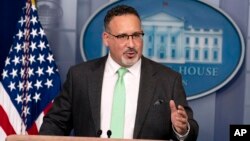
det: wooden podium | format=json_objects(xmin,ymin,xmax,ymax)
[{"xmin": 6, "ymin": 135, "xmax": 164, "ymax": 141}]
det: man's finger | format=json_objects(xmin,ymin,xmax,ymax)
[
  {"xmin": 178, "ymin": 105, "xmax": 185, "ymax": 111},
  {"xmin": 177, "ymin": 105, "xmax": 187, "ymax": 118}
]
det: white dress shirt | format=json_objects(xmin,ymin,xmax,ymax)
[{"xmin": 100, "ymin": 54, "xmax": 141, "ymax": 139}]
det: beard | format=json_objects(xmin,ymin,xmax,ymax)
[{"xmin": 121, "ymin": 48, "xmax": 140, "ymax": 67}]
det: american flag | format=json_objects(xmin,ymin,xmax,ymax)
[{"xmin": 0, "ymin": 0, "xmax": 60, "ymax": 140}]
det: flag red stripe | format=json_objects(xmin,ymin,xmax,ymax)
[
  {"xmin": 43, "ymin": 102, "xmax": 53, "ymax": 115},
  {"xmin": 0, "ymin": 106, "xmax": 16, "ymax": 135},
  {"xmin": 27, "ymin": 123, "xmax": 38, "ymax": 135}
]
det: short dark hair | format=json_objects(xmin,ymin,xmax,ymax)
[{"xmin": 104, "ymin": 5, "xmax": 141, "ymax": 31}]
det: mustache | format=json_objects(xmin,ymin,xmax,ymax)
[{"xmin": 124, "ymin": 47, "xmax": 138, "ymax": 54}]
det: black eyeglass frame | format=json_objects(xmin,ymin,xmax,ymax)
[{"xmin": 106, "ymin": 32, "xmax": 145, "ymax": 41}]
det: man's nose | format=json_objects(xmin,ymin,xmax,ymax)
[{"xmin": 127, "ymin": 36, "xmax": 135, "ymax": 47}]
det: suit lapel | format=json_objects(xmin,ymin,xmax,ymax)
[
  {"xmin": 88, "ymin": 56, "xmax": 107, "ymax": 133},
  {"xmin": 133, "ymin": 57, "xmax": 157, "ymax": 138}
]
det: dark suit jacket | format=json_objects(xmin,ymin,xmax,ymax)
[{"xmin": 39, "ymin": 56, "xmax": 198, "ymax": 141}]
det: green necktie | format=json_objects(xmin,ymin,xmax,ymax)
[{"xmin": 110, "ymin": 67, "xmax": 128, "ymax": 138}]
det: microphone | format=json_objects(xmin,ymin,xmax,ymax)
[
  {"xmin": 107, "ymin": 130, "xmax": 112, "ymax": 138},
  {"xmin": 96, "ymin": 129, "xmax": 102, "ymax": 137}
]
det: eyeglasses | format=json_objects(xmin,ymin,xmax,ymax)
[{"xmin": 106, "ymin": 32, "xmax": 144, "ymax": 42}]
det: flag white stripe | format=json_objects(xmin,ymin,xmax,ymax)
[
  {"xmin": 35, "ymin": 111, "xmax": 44, "ymax": 131},
  {"xmin": 0, "ymin": 82, "xmax": 22, "ymax": 134},
  {"xmin": 0, "ymin": 127, "xmax": 7, "ymax": 141}
]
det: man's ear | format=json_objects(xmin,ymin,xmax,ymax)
[{"xmin": 102, "ymin": 32, "xmax": 109, "ymax": 46}]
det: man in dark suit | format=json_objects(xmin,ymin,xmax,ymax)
[{"xmin": 39, "ymin": 5, "xmax": 198, "ymax": 141}]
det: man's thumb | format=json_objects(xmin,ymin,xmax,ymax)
[{"xmin": 169, "ymin": 100, "xmax": 177, "ymax": 113}]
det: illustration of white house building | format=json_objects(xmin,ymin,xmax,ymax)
[{"xmin": 102, "ymin": 12, "xmax": 223, "ymax": 64}]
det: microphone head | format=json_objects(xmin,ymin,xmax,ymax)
[
  {"xmin": 107, "ymin": 130, "xmax": 112, "ymax": 138},
  {"xmin": 97, "ymin": 129, "xmax": 102, "ymax": 137}
]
